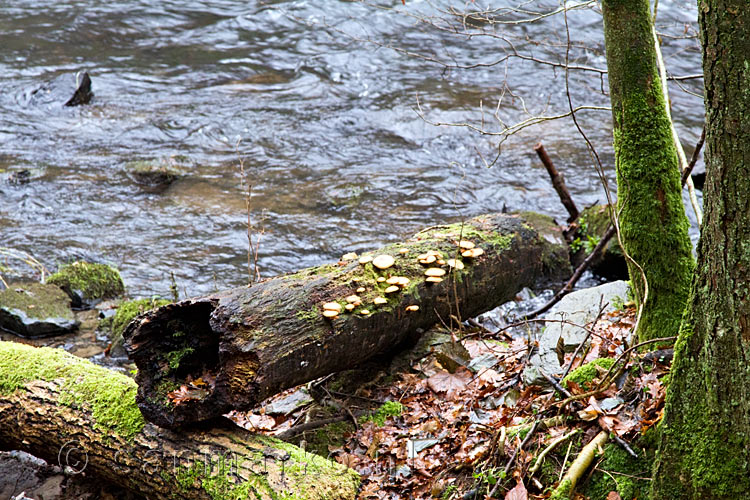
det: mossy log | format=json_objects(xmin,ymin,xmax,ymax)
[
  {"xmin": 0, "ymin": 341, "xmax": 359, "ymax": 500},
  {"xmin": 124, "ymin": 212, "xmax": 571, "ymax": 428}
]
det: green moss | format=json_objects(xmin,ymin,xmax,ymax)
[
  {"xmin": 105, "ymin": 297, "xmax": 171, "ymax": 346},
  {"xmin": 418, "ymin": 223, "xmax": 513, "ymax": 251},
  {"xmin": 361, "ymin": 401, "xmax": 404, "ymax": 427},
  {"xmin": 165, "ymin": 346, "xmax": 195, "ymax": 370},
  {"xmin": 48, "ymin": 261, "xmax": 125, "ymax": 303},
  {"xmin": 549, "ymin": 479, "xmax": 573, "ymax": 500},
  {"xmin": 0, "ymin": 282, "xmax": 75, "ymax": 321},
  {"xmin": 581, "ymin": 443, "xmax": 652, "ymax": 500},
  {"xmin": 562, "ymin": 358, "xmax": 615, "ymax": 392},
  {"xmin": 0, "ymin": 341, "xmax": 145, "ymax": 439},
  {"xmin": 304, "ymin": 421, "xmax": 354, "ymax": 458}
]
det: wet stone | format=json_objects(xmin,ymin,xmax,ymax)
[{"xmin": 0, "ymin": 282, "xmax": 79, "ymax": 338}]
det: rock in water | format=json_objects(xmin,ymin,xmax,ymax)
[
  {"xmin": 0, "ymin": 282, "xmax": 79, "ymax": 337},
  {"xmin": 64, "ymin": 72, "xmax": 93, "ymax": 107}
]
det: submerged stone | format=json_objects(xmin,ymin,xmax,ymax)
[
  {"xmin": 0, "ymin": 282, "xmax": 79, "ymax": 337},
  {"xmin": 47, "ymin": 261, "xmax": 125, "ymax": 309},
  {"xmin": 125, "ymin": 159, "xmax": 183, "ymax": 192}
]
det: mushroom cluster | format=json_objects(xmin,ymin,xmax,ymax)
[{"xmin": 321, "ymin": 238, "xmax": 484, "ymax": 321}]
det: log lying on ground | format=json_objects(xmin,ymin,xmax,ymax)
[
  {"xmin": 0, "ymin": 341, "xmax": 359, "ymax": 500},
  {"xmin": 124, "ymin": 212, "xmax": 571, "ymax": 428}
]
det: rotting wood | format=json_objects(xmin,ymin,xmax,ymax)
[
  {"xmin": 124, "ymin": 212, "xmax": 571, "ymax": 428},
  {"xmin": 0, "ymin": 341, "xmax": 359, "ymax": 500}
]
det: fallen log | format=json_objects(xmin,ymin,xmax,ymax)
[
  {"xmin": 124, "ymin": 212, "xmax": 571, "ymax": 428},
  {"xmin": 0, "ymin": 341, "xmax": 359, "ymax": 500}
]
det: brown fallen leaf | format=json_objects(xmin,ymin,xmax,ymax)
[
  {"xmin": 427, "ymin": 367, "xmax": 472, "ymax": 399},
  {"xmin": 504, "ymin": 480, "xmax": 528, "ymax": 500}
]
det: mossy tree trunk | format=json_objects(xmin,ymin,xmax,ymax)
[
  {"xmin": 0, "ymin": 341, "xmax": 359, "ymax": 500},
  {"xmin": 124, "ymin": 212, "xmax": 571, "ymax": 428},
  {"xmin": 601, "ymin": 0, "xmax": 694, "ymax": 343},
  {"xmin": 651, "ymin": 1, "xmax": 750, "ymax": 498}
]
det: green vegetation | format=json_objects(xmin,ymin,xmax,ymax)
[
  {"xmin": 562, "ymin": 358, "xmax": 615, "ymax": 392},
  {"xmin": 48, "ymin": 261, "xmax": 125, "ymax": 304},
  {"xmin": 165, "ymin": 346, "xmax": 195, "ymax": 370},
  {"xmin": 0, "ymin": 281, "xmax": 74, "ymax": 321},
  {"xmin": 103, "ymin": 297, "xmax": 171, "ymax": 347},
  {"xmin": 0, "ymin": 341, "xmax": 145, "ymax": 438},
  {"xmin": 581, "ymin": 443, "xmax": 652, "ymax": 500},
  {"xmin": 361, "ymin": 401, "xmax": 404, "ymax": 426}
]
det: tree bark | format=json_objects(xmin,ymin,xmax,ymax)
[
  {"xmin": 601, "ymin": 0, "xmax": 694, "ymax": 343},
  {"xmin": 651, "ymin": 1, "xmax": 750, "ymax": 498},
  {"xmin": 123, "ymin": 212, "xmax": 571, "ymax": 428},
  {"xmin": 0, "ymin": 341, "xmax": 359, "ymax": 500}
]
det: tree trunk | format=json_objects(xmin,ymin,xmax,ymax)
[
  {"xmin": 0, "ymin": 341, "xmax": 359, "ymax": 500},
  {"xmin": 601, "ymin": 0, "xmax": 694, "ymax": 343},
  {"xmin": 651, "ymin": 1, "xmax": 750, "ymax": 498},
  {"xmin": 123, "ymin": 212, "xmax": 570, "ymax": 428}
]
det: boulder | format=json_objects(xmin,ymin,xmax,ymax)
[
  {"xmin": 47, "ymin": 261, "xmax": 125, "ymax": 309},
  {"xmin": 523, "ymin": 280, "xmax": 630, "ymax": 386},
  {"xmin": 0, "ymin": 282, "xmax": 79, "ymax": 337}
]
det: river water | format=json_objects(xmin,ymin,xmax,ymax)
[{"xmin": 1, "ymin": 1, "xmax": 703, "ymax": 298}]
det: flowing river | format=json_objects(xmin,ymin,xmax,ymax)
[{"xmin": 1, "ymin": 0, "xmax": 703, "ymax": 298}]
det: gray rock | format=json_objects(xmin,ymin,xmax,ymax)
[
  {"xmin": 523, "ymin": 280, "xmax": 630, "ymax": 386},
  {"xmin": 0, "ymin": 282, "xmax": 79, "ymax": 338}
]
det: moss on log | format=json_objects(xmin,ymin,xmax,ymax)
[
  {"xmin": 123, "ymin": 212, "xmax": 571, "ymax": 428},
  {"xmin": 0, "ymin": 341, "xmax": 359, "ymax": 500}
]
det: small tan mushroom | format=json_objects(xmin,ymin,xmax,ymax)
[
  {"xmin": 356, "ymin": 287, "xmax": 366, "ymax": 293},
  {"xmin": 418, "ymin": 254, "xmax": 437, "ymax": 265},
  {"xmin": 462, "ymin": 248, "xmax": 485, "ymax": 258},
  {"xmin": 359, "ymin": 309, "xmax": 370, "ymax": 315},
  {"xmin": 446, "ymin": 259, "xmax": 465, "ymax": 270},
  {"xmin": 424, "ymin": 268, "xmax": 446, "ymax": 277},
  {"xmin": 399, "ymin": 248, "xmax": 409, "ymax": 254},
  {"xmin": 323, "ymin": 310, "xmax": 339, "ymax": 318},
  {"xmin": 352, "ymin": 277, "xmax": 361, "ymax": 282},
  {"xmin": 425, "ymin": 277, "xmax": 444, "ymax": 283},
  {"xmin": 377, "ymin": 277, "xmax": 386, "ymax": 283},
  {"xmin": 426, "ymin": 250, "xmax": 443, "ymax": 258},
  {"xmin": 405, "ymin": 305, "xmax": 419, "ymax": 312},
  {"xmin": 373, "ymin": 297, "xmax": 388, "ymax": 305},
  {"xmin": 322, "ymin": 302, "xmax": 342, "ymax": 312},
  {"xmin": 384, "ymin": 285, "xmax": 401, "ymax": 294},
  {"xmin": 345, "ymin": 304, "xmax": 355, "ymax": 312},
  {"xmin": 346, "ymin": 295, "xmax": 361, "ymax": 304},
  {"xmin": 458, "ymin": 240, "xmax": 475, "ymax": 250},
  {"xmin": 372, "ymin": 254, "xmax": 395, "ymax": 270},
  {"xmin": 359, "ymin": 255, "xmax": 373, "ymax": 265},
  {"xmin": 386, "ymin": 276, "xmax": 410, "ymax": 287},
  {"xmin": 436, "ymin": 259, "xmax": 446, "ymax": 265},
  {"xmin": 342, "ymin": 252, "xmax": 358, "ymax": 261}
]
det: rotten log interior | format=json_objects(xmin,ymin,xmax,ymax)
[{"xmin": 124, "ymin": 212, "xmax": 571, "ymax": 428}]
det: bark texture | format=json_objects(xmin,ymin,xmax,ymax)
[
  {"xmin": 0, "ymin": 341, "xmax": 359, "ymax": 500},
  {"xmin": 123, "ymin": 212, "xmax": 570, "ymax": 428},
  {"xmin": 601, "ymin": 0, "xmax": 694, "ymax": 342},
  {"xmin": 651, "ymin": 1, "xmax": 750, "ymax": 498}
]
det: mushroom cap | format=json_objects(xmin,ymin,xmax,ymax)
[
  {"xmin": 384, "ymin": 285, "xmax": 401, "ymax": 294},
  {"xmin": 405, "ymin": 305, "xmax": 419, "ymax": 312},
  {"xmin": 424, "ymin": 268, "xmax": 446, "ymax": 277},
  {"xmin": 386, "ymin": 276, "xmax": 410, "ymax": 286},
  {"xmin": 322, "ymin": 302, "xmax": 342, "ymax": 312},
  {"xmin": 377, "ymin": 277, "xmax": 387, "ymax": 283},
  {"xmin": 462, "ymin": 248, "xmax": 485, "ymax": 258},
  {"xmin": 346, "ymin": 295, "xmax": 362, "ymax": 304},
  {"xmin": 418, "ymin": 254, "xmax": 437, "ymax": 265},
  {"xmin": 359, "ymin": 255, "xmax": 373, "ymax": 264},
  {"xmin": 323, "ymin": 310, "xmax": 339, "ymax": 318},
  {"xmin": 425, "ymin": 277, "xmax": 444, "ymax": 283},
  {"xmin": 356, "ymin": 287, "xmax": 366, "ymax": 293},
  {"xmin": 446, "ymin": 259, "xmax": 465, "ymax": 270},
  {"xmin": 345, "ymin": 303, "xmax": 355, "ymax": 311},
  {"xmin": 458, "ymin": 240, "xmax": 475, "ymax": 250},
  {"xmin": 398, "ymin": 248, "xmax": 409, "ymax": 254},
  {"xmin": 342, "ymin": 252, "xmax": 358, "ymax": 261},
  {"xmin": 359, "ymin": 309, "xmax": 370, "ymax": 315},
  {"xmin": 373, "ymin": 297, "xmax": 388, "ymax": 305},
  {"xmin": 372, "ymin": 254, "xmax": 396, "ymax": 270}
]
